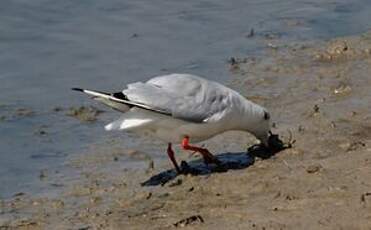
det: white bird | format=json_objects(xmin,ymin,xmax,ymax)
[{"xmin": 73, "ymin": 73, "xmax": 271, "ymax": 173}]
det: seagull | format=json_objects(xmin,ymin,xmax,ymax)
[{"xmin": 72, "ymin": 73, "xmax": 271, "ymax": 173}]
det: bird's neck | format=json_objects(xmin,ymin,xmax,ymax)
[{"xmin": 239, "ymin": 98, "xmax": 265, "ymax": 131}]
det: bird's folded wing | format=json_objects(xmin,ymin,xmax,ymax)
[{"xmin": 122, "ymin": 74, "xmax": 230, "ymax": 123}]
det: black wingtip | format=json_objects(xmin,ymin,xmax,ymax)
[{"xmin": 71, "ymin": 87, "xmax": 84, "ymax": 92}]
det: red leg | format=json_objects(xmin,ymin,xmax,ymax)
[
  {"xmin": 167, "ymin": 143, "xmax": 181, "ymax": 173},
  {"xmin": 181, "ymin": 136, "xmax": 221, "ymax": 165}
]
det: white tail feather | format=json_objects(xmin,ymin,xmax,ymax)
[{"xmin": 105, "ymin": 110, "xmax": 154, "ymax": 131}]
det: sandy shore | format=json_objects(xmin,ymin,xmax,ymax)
[{"xmin": 1, "ymin": 32, "xmax": 371, "ymax": 230}]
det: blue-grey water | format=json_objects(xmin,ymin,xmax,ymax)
[{"xmin": 0, "ymin": 0, "xmax": 370, "ymax": 198}]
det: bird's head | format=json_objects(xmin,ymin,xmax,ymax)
[
  {"xmin": 250, "ymin": 110, "xmax": 287, "ymax": 151},
  {"xmin": 245, "ymin": 108, "xmax": 290, "ymax": 154},
  {"xmin": 250, "ymin": 110, "xmax": 271, "ymax": 147}
]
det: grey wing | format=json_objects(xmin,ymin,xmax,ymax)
[{"xmin": 122, "ymin": 74, "xmax": 231, "ymax": 123}]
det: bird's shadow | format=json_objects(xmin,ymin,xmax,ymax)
[{"xmin": 141, "ymin": 140, "xmax": 289, "ymax": 187}]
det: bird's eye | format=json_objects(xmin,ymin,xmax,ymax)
[{"xmin": 264, "ymin": 111, "xmax": 270, "ymax": 120}]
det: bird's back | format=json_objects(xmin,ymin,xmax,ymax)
[{"xmin": 123, "ymin": 73, "xmax": 233, "ymax": 123}]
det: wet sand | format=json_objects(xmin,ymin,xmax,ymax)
[{"xmin": 1, "ymin": 32, "xmax": 371, "ymax": 229}]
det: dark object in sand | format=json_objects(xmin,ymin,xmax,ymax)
[
  {"xmin": 173, "ymin": 215, "xmax": 204, "ymax": 227},
  {"xmin": 361, "ymin": 192, "xmax": 371, "ymax": 203},
  {"xmin": 268, "ymin": 131, "xmax": 293, "ymax": 151},
  {"xmin": 248, "ymin": 132, "xmax": 293, "ymax": 159}
]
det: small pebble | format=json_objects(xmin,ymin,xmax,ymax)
[{"xmin": 306, "ymin": 164, "xmax": 322, "ymax": 174}]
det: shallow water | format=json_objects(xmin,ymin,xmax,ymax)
[{"xmin": 0, "ymin": 0, "xmax": 371, "ymax": 198}]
